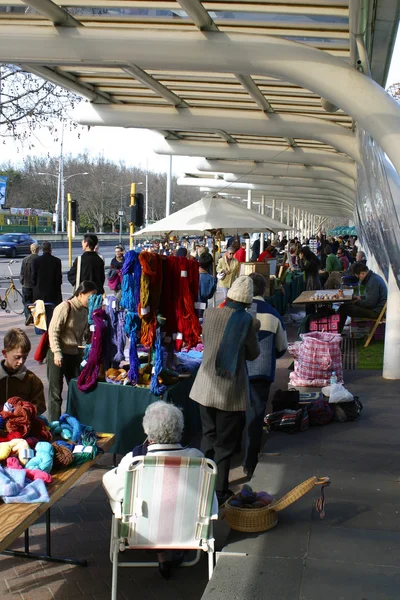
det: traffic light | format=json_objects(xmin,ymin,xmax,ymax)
[
  {"xmin": 71, "ymin": 200, "xmax": 79, "ymax": 226},
  {"xmin": 130, "ymin": 193, "xmax": 144, "ymax": 227}
]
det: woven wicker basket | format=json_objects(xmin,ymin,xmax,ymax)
[{"xmin": 224, "ymin": 476, "xmax": 330, "ymax": 533}]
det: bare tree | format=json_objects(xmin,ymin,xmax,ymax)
[
  {"xmin": 1, "ymin": 153, "xmax": 203, "ymax": 230},
  {"xmin": 0, "ymin": 64, "xmax": 81, "ymax": 141}
]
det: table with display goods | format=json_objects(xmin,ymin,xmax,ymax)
[
  {"xmin": 66, "ymin": 375, "xmax": 201, "ymax": 456},
  {"xmin": 0, "ymin": 433, "xmax": 115, "ymax": 565}
]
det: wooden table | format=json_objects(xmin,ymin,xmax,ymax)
[
  {"xmin": 293, "ymin": 289, "xmax": 354, "ymax": 305},
  {"xmin": 0, "ymin": 433, "xmax": 115, "ymax": 566}
]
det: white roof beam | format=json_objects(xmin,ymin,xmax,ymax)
[
  {"xmin": 176, "ymin": 0, "xmax": 218, "ymax": 31},
  {"xmin": 20, "ymin": 64, "xmax": 116, "ymax": 103},
  {"xmin": 154, "ymin": 138, "xmax": 357, "ymax": 179},
  {"xmin": 178, "ymin": 177, "xmax": 353, "ymax": 202},
  {"xmin": 73, "ymin": 104, "xmax": 359, "ymax": 162},
  {"xmin": 123, "ymin": 64, "xmax": 189, "ymax": 108},
  {"xmin": 196, "ymin": 160, "xmax": 355, "ymax": 190},
  {"xmin": 159, "ymin": 130, "xmax": 183, "ymax": 140},
  {"xmin": 21, "ymin": 0, "xmax": 81, "ymax": 26},
  {"xmin": 235, "ymin": 74, "xmax": 274, "ymax": 114},
  {"xmin": 215, "ymin": 130, "xmax": 237, "ymax": 144},
  {"xmin": 222, "ymin": 174, "xmax": 354, "ymax": 199},
  {"xmin": 2, "ymin": 28, "xmax": 398, "ymax": 173}
]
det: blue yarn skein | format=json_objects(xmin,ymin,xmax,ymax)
[
  {"xmin": 59, "ymin": 415, "xmax": 82, "ymax": 443},
  {"xmin": 88, "ymin": 294, "xmax": 104, "ymax": 325},
  {"xmin": 150, "ymin": 327, "xmax": 167, "ymax": 396},
  {"xmin": 55, "ymin": 440, "xmax": 74, "ymax": 452},
  {"xmin": 25, "ymin": 442, "xmax": 54, "ymax": 473},
  {"xmin": 81, "ymin": 425, "xmax": 97, "ymax": 447},
  {"xmin": 121, "ymin": 250, "xmax": 141, "ymax": 311}
]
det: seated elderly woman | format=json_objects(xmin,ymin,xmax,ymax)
[{"xmin": 102, "ymin": 401, "xmax": 204, "ymax": 579}]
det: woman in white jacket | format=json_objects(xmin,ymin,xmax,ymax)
[{"xmin": 102, "ymin": 401, "xmax": 203, "ymax": 579}]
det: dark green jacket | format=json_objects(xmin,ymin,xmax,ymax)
[{"xmin": 325, "ymin": 253, "xmax": 342, "ymax": 273}]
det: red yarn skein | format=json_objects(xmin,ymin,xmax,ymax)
[{"xmin": 1, "ymin": 397, "xmax": 37, "ymax": 438}]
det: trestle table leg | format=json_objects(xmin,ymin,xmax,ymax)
[{"xmin": 3, "ymin": 508, "xmax": 88, "ymax": 567}]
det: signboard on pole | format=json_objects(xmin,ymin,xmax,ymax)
[{"xmin": 0, "ymin": 176, "xmax": 7, "ymax": 206}]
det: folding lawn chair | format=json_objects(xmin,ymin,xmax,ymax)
[{"xmin": 109, "ymin": 455, "xmax": 218, "ymax": 600}]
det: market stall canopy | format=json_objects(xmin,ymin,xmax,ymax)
[
  {"xmin": 328, "ymin": 225, "xmax": 357, "ymax": 236},
  {"xmin": 134, "ymin": 196, "xmax": 286, "ymax": 237}
]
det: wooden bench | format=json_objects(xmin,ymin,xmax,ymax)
[{"xmin": 0, "ymin": 433, "xmax": 115, "ymax": 565}]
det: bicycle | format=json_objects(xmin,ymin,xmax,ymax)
[{"xmin": 0, "ymin": 260, "xmax": 24, "ymax": 315}]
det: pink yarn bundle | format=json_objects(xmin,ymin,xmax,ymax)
[{"xmin": 6, "ymin": 456, "xmax": 53, "ymax": 483}]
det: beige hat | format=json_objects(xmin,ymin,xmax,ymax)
[
  {"xmin": 228, "ymin": 276, "xmax": 254, "ymax": 304},
  {"xmin": 270, "ymin": 240, "xmax": 278, "ymax": 247}
]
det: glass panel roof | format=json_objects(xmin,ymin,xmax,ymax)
[{"xmin": 0, "ymin": 0, "xmax": 358, "ymax": 163}]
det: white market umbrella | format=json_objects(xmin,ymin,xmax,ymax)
[{"xmin": 134, "ymin": 195, "xmax": 286, "ymax": 237}]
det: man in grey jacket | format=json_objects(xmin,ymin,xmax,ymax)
[
  {"xmin": 338, "ymin": 263, "xmax": 387, "ymax": 331},
  {"xmin": 19, "ymin": 243, "xmax": 39, "ymax": 325},
  {"xmin": 190, "ymin": 276, "xmax": 260, "ymax": 505}
]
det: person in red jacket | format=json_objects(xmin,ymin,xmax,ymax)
[
  {"xmin": 257, "ymin": 246, "xmax": 274, "ymax": 263},
  {"xmin": 234, "ymin": 242, "xmax": 246, "ymax": 263}
]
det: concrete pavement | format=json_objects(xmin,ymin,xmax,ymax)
[
  {"xmin": 0, "ymin": 315, "xmax": 398, "ymax": 599},
  {"xmin": 202, "ymin": 361, "xmax": 400, "ymax": 600}
]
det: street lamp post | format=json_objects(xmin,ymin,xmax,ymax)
[{"xmin": 38, "ymin": 171, "xmax": 89, "ymax": 233}]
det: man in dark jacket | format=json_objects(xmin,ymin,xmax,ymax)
[
  {"xmin": 67, "ymin": 233, "xmax": 105, "ymax": 294},
  {"xmin": 338, "ymin": 263, "xmax": 387, "ymax": 331},
  {"xmin": 19, "ymin": 242, "xmax": 39, "ymax": 325},
  {"xmin": 32, "ymin": 241, "xmax": 62, "ymax": 306}
]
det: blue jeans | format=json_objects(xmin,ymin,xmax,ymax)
[{"xmin": 244, "ymin": 380, "xmax": 271, "ymax": 472}]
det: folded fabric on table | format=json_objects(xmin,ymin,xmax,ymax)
[{"xmin": 0, "ymin": 466, "xmax": 50, "ymax": 503}]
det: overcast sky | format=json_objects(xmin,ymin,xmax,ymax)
[{"xmin": 1, "ymin": 26, "xmax": 400, "ymax": 176}]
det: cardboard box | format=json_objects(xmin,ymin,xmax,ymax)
[{"xmin": 240, "ymin": 262, "xmax": 270, "ymax": 296}]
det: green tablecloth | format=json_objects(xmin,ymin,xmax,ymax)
[
  {"xmin": 265, "ymin": 273, "xmax": 305, "ymax": 315},
  {"xmin": 66, "ymin": 376, "xmax": 201, "ymax": 455}
]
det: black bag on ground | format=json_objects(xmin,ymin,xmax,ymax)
[
  {"xmin": 272, "ymin": 389, "xmax": 300, "ymax": 412},
  {"xmin": 264, "ymin": 407, "xmax": 309, "ymax": 434},
  {"xmin": 332, "ymin": 396, "xmax": 363, "ymax": 422}
]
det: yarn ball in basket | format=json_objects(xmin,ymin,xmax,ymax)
[{"xmin": 228, "ymin": 484, "xmax": 274, "ymax": 509}]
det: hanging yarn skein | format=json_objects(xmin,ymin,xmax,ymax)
[
  {"xmin": 88, "ymin": 294, "xmax": 104, "ymax": 325},
  {"xmin": 160, "ymin": 256, "xmax": 178, "ymax": 344},
  {"xmin": 124, "ymin": 312, "xmax": 141, "ymax": 384},
  {"xmin": 114, "ymin": 311, "xmax": 127, "ymax": 363},
  {"xmin": 120, "ymin": 250, "xmax": 142, "ymax": 385},
  {"xmin": 120, "ymin": 250, "xmax": 141, "ymax": 312},
  {"xmin": 77, "ymin": 308, "xmax": 107, "ymax": 392},
  {"xmin": 138, "ymin": 252, "xmax": 163, "ymax": 348},
  {"xmin": 175, "ymin": 256, "xmax": 202, "ymax": 351},
  {"xmin": 150, "ymin": 327, "xmax": 167, "ymax": 396}
]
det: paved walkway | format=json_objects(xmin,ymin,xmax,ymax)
[
  {"xmin": 0, "ymin": 314, "xmax": 398, "ymax": 599},
  {"xmin": 202, "ymin": 363, "xmax": 400, "ymax": 600}
]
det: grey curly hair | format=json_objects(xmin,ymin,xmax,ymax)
[{"xmin": 142, "ymin": 401, "xmax": 184, "ymax": 444}]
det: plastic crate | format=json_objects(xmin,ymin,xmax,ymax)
[{"xmin": 309, "ymin": 314, "xmax": 340, "ymax": 333}]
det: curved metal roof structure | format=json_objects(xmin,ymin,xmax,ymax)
[{"xmin": 0, "ymin": 0, "xmax": 399, "ymax": 219}]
